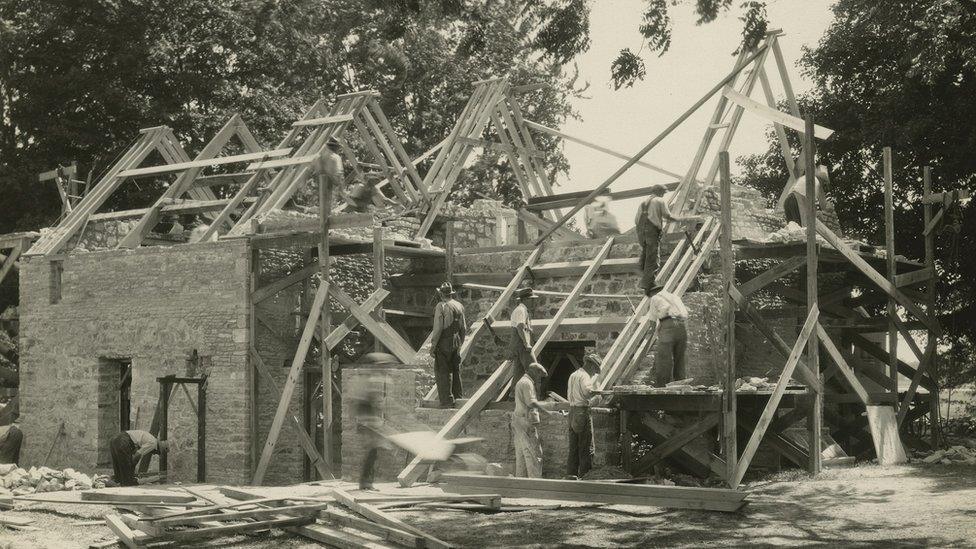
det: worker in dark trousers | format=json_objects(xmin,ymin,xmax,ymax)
[
  {"xmin": 109, "ymin": 430, "xmax": 167, "ymax": 486},
  {"xmin": 635, "ymin": 186, "xmax": 702, "ymax": 294},
  {"xmin": 508, "ymin": 287, "xmax": 539, "ymax": 387},
  {"xmin": 565, "ymin": 353, "xmax": 604, "ymax": 479},
  {"xmin": 354, "ymin": 378, "xmax": 386, "ymax": 491},
  {"xmin": 645, "ymin": 285, "xmax": 691, "ymax": 386},
  {"xmin": 0, "ymin": 423, "xmax": 23, "ymax": 465},
  {"xmin": 781, "ymin": 164, "xmax": 831, "ymax": 227},
  {"xmin": 430, "ymin": 282, "xmax": 467, "ymax": 407}
]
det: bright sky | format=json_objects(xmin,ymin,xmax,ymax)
[{"xmin": 554, "ymin": 0, "xmax": 835, "ymax": 229}]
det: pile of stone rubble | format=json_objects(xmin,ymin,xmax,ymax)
[
  {"xmin": 920, "ymin": 445, "xmax": 976, "ymax": 465},
  {"xmin": 0, "ymin": 464, "xmax": 109, "ymax": 495}
]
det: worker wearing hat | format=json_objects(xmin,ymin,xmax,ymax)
[
  {"xmin": 565, "ymin": 353, "xmax": 604, "ymax": 479},
  {"xmin": 513, "ymin": 362, "xmax": 556, "ymax": 478},
  {"xmin": 109, "ymin": 430, "xmax": 168, "ymax": 486},
  {"xmin": 508, "ymin": 287, "xmax": 539, "ymax": 386},
  {"xmin": 430, "ymin": 282, "xmax": 467, "ymax": 407}
]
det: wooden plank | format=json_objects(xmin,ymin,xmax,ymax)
[
  {"xmin": 805, "ymin": 118, "xmax": 822, "ymax": 477},
  {"xmin": 848, "ymin": 332, "xmax": 936, "ymax": 391},
  {"xmin": 119, "ymin": 148, "xmax": 292, "ymax": 178},
  {"xmin": 81, "ymin": 489, "xmax": 195, "ymax": 504},
  {"xmin": 817, "ymin": 326, "xmax": 870, "ymax": 405},
  {"xmin": 815, "ymin": 220, "xmax": 940, "ymax": 335},
  {"xmin": 292, "ymin": 113, "xmax": 355, "ymax": 127},
  {"xmin": 535, "ymin": 45, "xmax": 770, "ymax": 244},
  {"xmin": 631, "ymin": 414, "xmax": 726, "ymax": 477},
  {"xmin": 515, "ymin": 208, "xmax": 582, "ymax": 241},
  {"xmin": 324, "ymin": 288, "xmax": 390, "ymax": 350},
  {"xmin": 441, "ymin": 475, "xmax": 745, "ymax": 512},
  {"xmin": 0, "ymin": 241, "xmax": 22, "ymax": 288},
  {"xmin": 151, "ymin": 502, "xmax": 329, "ymax": 526},
  {"xmin": 866, "ymin": 406, "xmax": 908, "ymax": 465},
  {"xmin": 104, "ymin": 514, "xmax": 149, "ymax": 549},
  {"xmin": 245, "ymin": 153, "xmax": 320, "ymax": 171},
  {"xmin": 719, "ymin": 151, "xmax": 737, "ymax": 487},
  {"xmin": 332, "ymin": 489, "xmax": 452, "ymax": 549},
  {"xmin": 252, "ymin": 280, "xmax": 330, "ymax": 484},
  {"xmin": 632, "ymin": 414, "xmax": 720, "ymax": 475},
  {"xmin": 289, "ymin": 522, "xmax": 401, "ymax": 549},
  {"xmin": 328, "ymin": 286, "xmax": 416, "ymax": 363},
  {"xmin": 721, "ymin": 87, "xmax": 833, "ymax": 139},
  {"xmin": 524, "ymin": 183, "xmax": 680, "ymax": 211},
  {"xmin": 922, "ymin": 166, "xmax": 942, "ymax": 447},
  {"xmin": 895, "ymin": 267, "xmax": 934, "ymax": 288},
  {"xmin": 734, "ymin": 307, "xmax": 819, "ymax": 486},
  {"xmin": 319, "ymin": 509, "xmax": 425, "ymax": 548},
  {"xmin": 252, "ymin": 263, "xmax": 318, "ymax": 304},
  {"xmin": 736, "ymin": 256, "xmax": 806, "ymax": 299},
  {"xmin": 524, "ymin": 120, "xmax": 682, "ymax": 179}
]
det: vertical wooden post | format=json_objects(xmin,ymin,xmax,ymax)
[
  {"xmin": 922, "ymin": 167, "xmax": 941, "ymax": 445},
  {"xmin": 197, "ymin": 377, "xmax": 207, "ymax": 482},
  {"xmin": 373, "ymin": 226, "xmax": 386, "ymax": 353},
  {"xmin": 318, "ymin": 151, "xmax": 336, "ymax": 478},
  {"xmin": 719, "ymin": 151, "xmax": 737, "ymax": 487},
  {"xmin": 883, "ymin": 147, "xmax": 898, "ymax": 394},
  {"xmin": 159, "ymin": 380, "xmax": 170, "ymax": 476},
  {"xmin": 248, "ymin": 248, "xmax": 260, "ymax": 478},
  {"xmin": 445, "ymin": 220, "xmax": 455, "ymax": 285},
  {"xmin": 619, "ymin": 410, "xmax": 632, "ymax": 474},
  {"xmin": 804, "ymin": 116, "xmax": 822, "ymax": 475}
]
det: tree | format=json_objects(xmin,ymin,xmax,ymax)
[
  {"xmin": 610, "ymin": 0, "xmax": 769, "ymax": 89},
  {"xmin": 738, "ymin": 0, "xmax": 976, "ymax": 390}
]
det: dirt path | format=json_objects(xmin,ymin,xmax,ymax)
[{"xmin": 0, "ymin": 463, "xmax": 973, "ymax": 548}]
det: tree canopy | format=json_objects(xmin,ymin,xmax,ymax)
[
  {"xmin": 738, "ymin": 0, "xmax": 976, "ymax": 387},
  {"xmin": 0, "ymin": 0, "xmax": 595, "ymax": 235}
]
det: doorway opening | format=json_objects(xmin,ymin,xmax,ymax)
[{"xmin": 539, "ymin": 340, "xmax": 595, "ymax": 398}]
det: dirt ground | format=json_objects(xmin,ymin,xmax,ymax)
[{"xmin": 0, "ymin": 462, "xmax": 973, "ymax": 548}]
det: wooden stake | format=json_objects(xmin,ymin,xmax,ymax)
[
  {"xmin": 922, "ymin": 166, "xmax": 942, "ymax": 445},
  {"xmin": 804, "ymin": 115, "xmax": 822, "ymax": 476},
  {"xmin": 319, "ymin": 150, "xmax": 336, "ymax": 478},
  {"xmin": 373, "ymin": 226, "xmax": 385, "ymax": 353},
  {"xmin": 883, "ymin": 147, "xmax": 898, "ymax": 394},
  {"xmin": 719, "ymin": 152, "xmax": 737, "ymax": 487}
]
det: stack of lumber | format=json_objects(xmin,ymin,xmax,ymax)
[
  {"xmin": 441, "ymin": 474, "xmax": 749, "ymax": 513},
  {"xmin": 9, "ymin": 485, "xmax": 506, "ymax": 548}
]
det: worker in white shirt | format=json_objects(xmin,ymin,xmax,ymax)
[
  {"xmin": 508, "ymin": 287, "xmax": 539, "ymax": 386},
  {"xmin": 635, "ymin": 186, "xmax": 703, "ymax": 294},
  {"xmin": 512, "ymin": 362, "xmax": 556, "ymax": 478},
  {"xmin": 645, "ymin": 285, "xmax": 691, "ymax": 386},
  {"xmin": 109, "ymin": 430, "xmax": 168, "ymax": 486},
  {"xmin": 779, "ymin": 163, "xmax": 831, "ymax": 227},
  {"xmin": 565, "ymin": 353, "xmax": 604, "ymax": 479}
]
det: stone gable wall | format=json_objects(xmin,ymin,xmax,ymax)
[{"xmin": 18, "ymin": 241, "xmax": 251, "ymax": 483}]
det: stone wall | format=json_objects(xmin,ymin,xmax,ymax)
[{"xmin": 18, "ymin": 241, "xmax": 251, "ymax": 483}]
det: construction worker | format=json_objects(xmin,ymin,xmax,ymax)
[
  {"xmin": 565, "ymin": 353, "xmax": 604, "ymax": 479},
  {"xmin": 584, "ymin": 189, "xmax": 620, "ymax": 238},
  {"xmin": 109, "ymin": 430, "xmax": 167, "ymax": 486},
  {"xmin": 780, "ymin": 164, "xmax": 831, "ymax": 227},
  {"xmin": 353, "ymin": 378, "xmax": 386, "ymax": 491},
  {"xmin": 430, "ymin": 282, "xmax": 467, "ymax": 407},
  {"xmin": 513, "ymin": 362, "xmax": 555, "ymax": 478},
  {"xmin": 0, "ymin": 423, "xmax": 22, "ymax": 465},
  {"xmin": 635, "ymin": 186, "xmax": 703, "ymax": 295},
  {"xmin": 645, "ymin": 284, "xmax": 691, "ymax": 386},
  {"xmin": 508, "ymin": 287, "xmax": 539, "ymax": 385}
]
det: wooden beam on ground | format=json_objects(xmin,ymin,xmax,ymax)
[
  {"xmin": 332, "ymin": 489, "xmax": 452, "ymax": 549},
  {"xmin": 440, "ymin": 474, "xmax": 747, "ymax": 512},
  {"xmin": 733, "ymin": 307, "xmax": 819, "ymax": 486}
]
